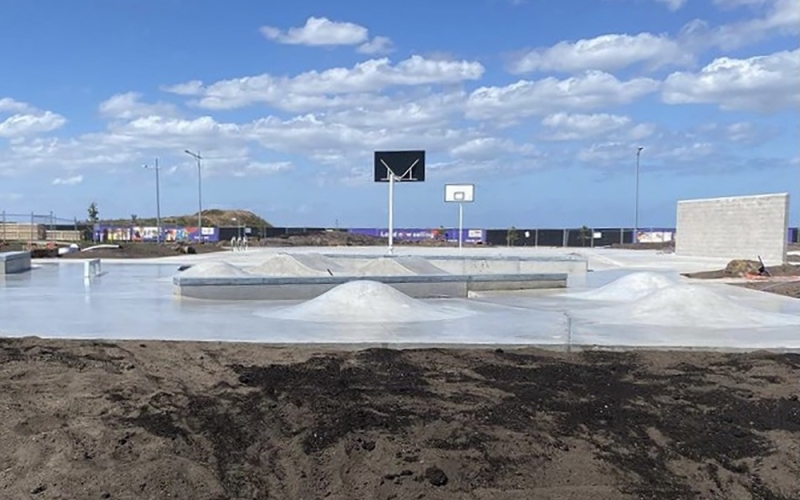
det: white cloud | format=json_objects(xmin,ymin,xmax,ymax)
[
  {"xmin": 233, "ymin": 161, "xmax": 294, "ymax": 177},
  {"xmin": 510, "ymin": 0, "xmax": 797, "ymax": 76},
  {"xmin": 0, "ymin": 98, "xmax": 34, "ymax": 114},
  {"xmin": 662, "ymin": 49, "xmax": 800, "ymax": 112},
  {"xmin": 688, "ymin": 0, "xmax": 799, "ymax": 50},
  {"xmin": 52, "ymin": 175, "xmax": 83, "ymax": 185},
  {"xmin": 260, "ymin": 16, "xmax": 369, "ymax": 46},
  {"xmin": 508, "ymin": 33, "xmax": 692, "ymax": 74},
  {"xmin": 0, "ymin": 110, "xmax": 66, "ymax": 138},
  {"xmin": 540, "ymin": 113, "xmax": 648, "ymax": 141},
  {"xmin": 466, "ymin": 71, "xmax": 660, "ymax": 121},
  {"xmin": 164, "ymin": 55, "xmax": 485, "ymax": 111},
  {"xmin": 98, "ymin": 92, "xmax": 177, "ymax": 120},
  {"xmin": 357, "ymin": 36, "xmax": 393, "ymax": 55},
  {"xmin": 656, "ymin": 0, "xmax": 688, "ymax": 10}
]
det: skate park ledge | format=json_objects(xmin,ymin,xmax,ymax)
[
  {"xmin": 173, "ymin": 272, "xmax": 569, "ymax": 301},
  {"xmin": 323, "ymin": 253, "xmax": 588, "ymax": 276},
  {"xmin": 0, "ymin": 251, "xmax": 32, "ymax": 275}
]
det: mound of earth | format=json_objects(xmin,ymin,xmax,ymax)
[
  {"xmin": 581, "ymin": 284, "xmax": 800, "ymax": 328},
  {"xmin": 686, "ymin": 260, "xmax": 800, "ymax": 280},
  {"xmin": 0, "ymin": 339, "xmax": 797, "ymax": 500},
  {"xmin": 248, "ymin": 253, "xmax": 339, "ymax": 277},
  {"xmin": 356, "ymin": 257, "xmax": 448, "ymax": 276},
  {"xmin": 258, "ymin": 231, "xmax": 387, "ymax": 247},
  {"xmin": 58, "ymin": 243, "xmax": 224, "ymax": 260},
  {"xmin": 259, "ymin": 280, "xmax": 469, "ymax": 322},
  {"xmin": 178, "ymin": 261, "xmax": 250, "ymax": 278},
  {"xmin": 567, "ymin": 272, "xmax": 676, "ymax": 302}
]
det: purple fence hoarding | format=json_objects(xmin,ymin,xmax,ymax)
[
  {"xmin": 348, "ymin": 228, "xmax": 485, "ymax": 244},
  {"xmin": 92, "ymin": 225, "xmax": 219, "ymax": 243}
]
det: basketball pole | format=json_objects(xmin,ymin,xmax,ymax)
[
  {"xmin": 387, "ymin": 171, "xmax": 395, "ymax": 255},
  {"xmin": 458, "ymin": 202, "xmax": 464, "ymax": 252}
]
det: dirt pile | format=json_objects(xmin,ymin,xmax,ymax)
[
  {"xmin": 686, "ymin": 260, "xmax": 800, "ymax": 280},
  {"xmin": 58, "ymin": 243, "xmax": 225, "ymax": 259},
  {"xmin": 258, "ymin": 231, "xmax": 386, "ymax": 247},
  {"xmin": 0, "ymin": 339, "xmax": 798, "ymax": 500}
]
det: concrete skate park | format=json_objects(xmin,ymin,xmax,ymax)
[{"xmin": 1, "ymin": 191, "xmax": 798, "ymax": 350}]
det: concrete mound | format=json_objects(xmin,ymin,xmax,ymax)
[
  {"xmin": 356, "ymin": 256, "xmax": 448, "ymax": 276},
  {"xmin": 261, "ymin": 280, "xmax": 470, "ymax": 323},
  {"xmin": 568, "ymin": 272, "xmax": 676, "ymax": 302},
  {"xmin": 249, "ymin": 253, "xmax": 343, "ymax": 277},
  {"xmin": 178, "ymin": 262, "xmax": 251, "ymax": 278},
  {"xmin": 583, "ymin": 284, "xmax": 800, "ymax": 328}
]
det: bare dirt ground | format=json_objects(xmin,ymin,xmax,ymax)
[
  {"xmin": 256, "ymin": 232, "xmax": 461, "ymax": 247},
  {"xmin": 0, "ymin": 338, "xmax": 797, "ymax": 500},
  {"xmin": 57, "ymin": 243, "xmax": 226, "ymax": 259},
  {"xmin": 685, "ymin": 261, "xmax": 800, "ymax": 299}
]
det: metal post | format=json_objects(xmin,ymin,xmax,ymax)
[
  {"xmin": 155, "ymin": 158, "xmax": 162, "ymax": 244},
  {"xmin": 30, "ymin": 211, "xmax": 34, "ymax": 243},
  {"xmin": 387, "ymin": 171, "xmax": 395, "ymax": 254},
  {"xmin": 184, "ymin": 150, "xmax": 203, "ymax": 242},
  {"xmin": 534, "ymin": 228, "xmax": 539, "ymax": 247},
  {"xmin": 144, "ymin": 159, "xmax": 163, "ymax": 244},
  {"xmin": 634, "ymin": 146, "xmax": 643, "ymax": 244},
  {"xmin": 458, "ymin": 202, "xmax": 464, "ymax": 252},
  {"xmin": 1, "ymin": 210, "xmax": 5, "ymax": 242}
]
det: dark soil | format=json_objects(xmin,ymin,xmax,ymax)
[
  {"xmin": 257, "ymin": 232, "xmax": 466, "ymax": 247},
  {"xmin": 685, "ymin": 264, "xmax": 800, "ymax": 280},
  {"xmin": 610, "ymin": 241, "xmax": 675, "ymax": 251},
  {"xmin": 735, "ymin": 281, "xmax": 800, "ymax": 299},
  {"xmin": 57, "ymin": 242, "xmax": 226, "ymax": 259},
  {"xmin": 1, "ymin": 339, "xmax": 798, "ymax": 500}
]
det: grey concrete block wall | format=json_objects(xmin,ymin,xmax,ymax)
[
  {"xmin": 173, "ymin": 273, "xmax": 568, "ymax": 300},
  {"xmin": 675, "ymin": 193, "xmax": 789, "ymax": 264},
  {"xmin": 0, "ymin": 251, "xmax": 32, "ymax": 275}
]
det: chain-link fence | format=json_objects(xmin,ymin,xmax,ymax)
[{"xmin": 0, "ymin": 211, "xmax": 83, "ymax": 243}]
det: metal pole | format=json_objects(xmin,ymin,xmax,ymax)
[
  {"xmin": 155, "ymin": 158, "xmax": 162, "ymax": 244},
  {"xmin": 387, "ymin": 172, "xmax": 395, "ymax": 254},
  {"xmin": 184, "ymin": 150, "xmax": 203, "ymax": 242},
  {"xmin": 1, "ymin": 210, "xmax": 5, "ymax": 242},
  {"xmin": 30, "ymin": 211, "xmax": 34, "ymax": 244},
  {"xmin": 458, "ymin": 203, "xmax": 463, "ymax": 252},
  {"xmin": 197, "ymin": 154, "xmax": 202, "ymax": 239},
  {"xmin": 634, "ymin": 146, "xmax": 643, "ymax": 244}
]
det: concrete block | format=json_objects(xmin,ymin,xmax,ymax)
[
  {"xmin": 173, "ymin": 273, "xmax": 568, "ymax": 301},
  {"xmin": 0, "ymin": 251, "xmax": 32, "ymax": 275},
  {"xmin": 322, "ymin": 254, "xmax": 588, "ymax": 277},
  {"xmin": 676, "ymin": 193, "xmax": 789, "ymax": 264}
]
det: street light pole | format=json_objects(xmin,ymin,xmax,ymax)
[
  {"xmin": 634, "ymin": 146, "xmax": 643, "ymax": 245},
  {"xmin": 183, "ymin": 150, "xmax": 203, "ymax": 241},
  {"xmin": 143, "ymin": 158, "xmax": 162, "ymax": 244}
]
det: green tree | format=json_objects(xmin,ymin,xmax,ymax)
[
  {"xmin": 506, "ymin": 226, "xmax": 518, "ymax": 246},
  {"xmin": 578, "ymin": 225, "xmax": 591, "ymax": 247},
  {"xmin": 87, "ymin": 202, "xmax": 99, "ymax": 223}
]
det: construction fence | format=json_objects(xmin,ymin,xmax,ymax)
[{"xmin": 0, "ymin": 212, "xmax": 83, "ymax": 243}]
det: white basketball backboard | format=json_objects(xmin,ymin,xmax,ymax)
[{"xmin": 444, "ymin": 183, "xmax": 475, "ymax": 203}]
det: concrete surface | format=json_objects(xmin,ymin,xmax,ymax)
[
  {"xmin": 4, "ymin": 245, "xmax": 800, "ymax": 350},
  {"xmin": 676, "ymin": 193, "xmax": 789, "ymax": 264},
  {"xmin": 46, "ymin": 246, "xmax": 729, "ymax": 276},
  {"xmin": 0, "ymin": 251, "xmax": 32, "ymax": 275},
  {"xmin": 173, "ymin": 272, "xmax": 568, "ymax": 300},
  {"xmin": 324, "ymin": 253, "xmax": 588, "ymax": 276}
]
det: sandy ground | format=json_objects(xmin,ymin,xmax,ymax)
[
  {"xmin": 685, "ymin": 263, "xmax": 800, "ymax": 299},
  {"xmin": 0, "ymin": 338, "xmax": 798, "ymax": 500}
]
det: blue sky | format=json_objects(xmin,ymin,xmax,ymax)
[{"xmin": 0, "ymin": 0, "xmax": 797, "ymax": 229}]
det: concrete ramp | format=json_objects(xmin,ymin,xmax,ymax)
[
  {"xmin": 250, "ymin": 253, "xmax": 344, "ymax": 277},
  {"xmin": 357, "ymin": 256, "xmax": 448, "ymax": 276}
]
